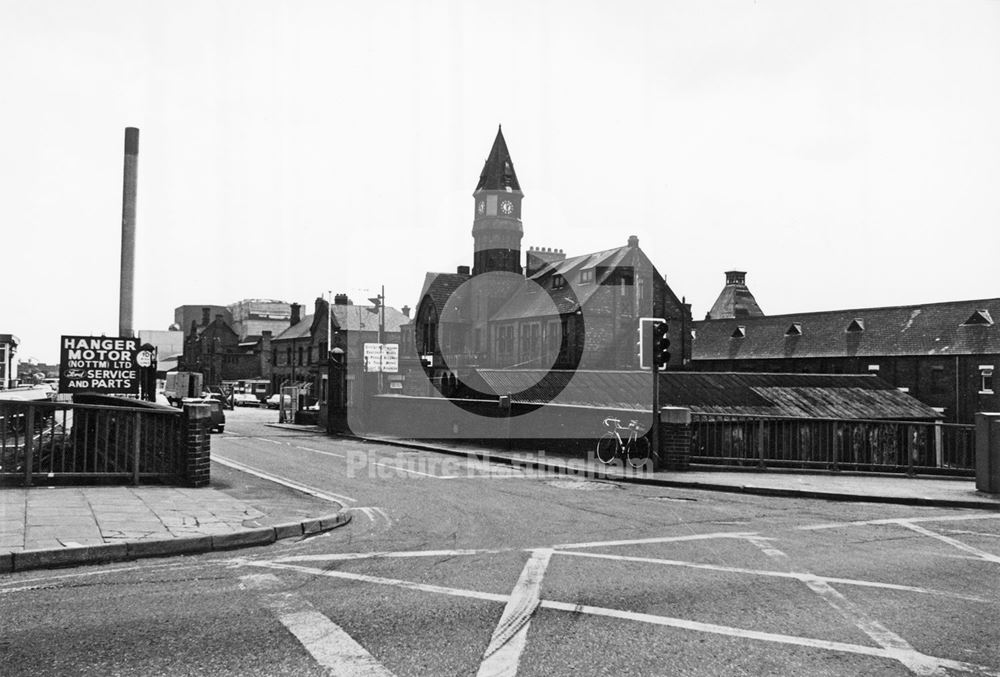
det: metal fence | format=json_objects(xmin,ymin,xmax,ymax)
[
  {"xmin": 0, "ymin": 400, "xmax": 185, "ymax": 485},
  {"xmin": 689, "ymin": 414, "xmax": 976, "ymax": 476}
]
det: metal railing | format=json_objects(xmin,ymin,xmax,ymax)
[
  {"xmin": 1, "ymin": 400, "xmax": 185, "ymax": 485},
  {"xmin": 690, "ymin": 413, "xmax": 975, "ymax": 476}
]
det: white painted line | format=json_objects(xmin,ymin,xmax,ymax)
[
  {"xmin": 245, "ymin": 561, "xmax": 1000, "ymax": 676},
  {"xmin": 553, "ymin": 531, "xmax": 763, "ymax": 550},
  {"xmin": 745, "ymin": 537, "xmax": 949, "ymax": 677},
  {"xmin": 537, "ymin": 599, "xmax": 1000, "ymax": 677},
  {"xmin": 477, "ymin": 549, "xmax": 552, "ymax": 677},
  {"xmin": 295, "ymin": 445, "xmax": 347, "ymax": 459},
  {"xmin": 274, "ymin": 548, "xmax": 508, "ymax": 564},
  {"xmin": 799, "ymin": 513, "xmax": 1000, "ymax": 531},
  {"xmin": 267, "ymin": 592, "xmax": 396, "ymax": 676},
  {"xmin": 896, "ymin": 521, "xmax": 1000, "ymax": 564},
  {"xmin": 348, "ymin": 507, "xmax": 392, "ymax": 527},
  {"xmin": 254, "ymin": 437, "xmax": 287, "ymax": 445},
  {"xmin": 554, "ymin": 551, "xmax": 991, "ymax": 603},
  {"xmin": 213, "ymin": 455, "xmax": 357, "ymax": 504}
]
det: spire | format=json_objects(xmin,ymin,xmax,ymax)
[{"xmin": 475, "ymin": 125, "xmax": 520, "ymax": 192}]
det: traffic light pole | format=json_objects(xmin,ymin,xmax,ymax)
[{"xmin": 651, "ymin": 351, "xmax": 660, "ymax": 470}]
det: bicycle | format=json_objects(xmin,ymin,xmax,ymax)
[{"xmin": 595, "ymin": 417, "xmax": 651, "ymax": 469}]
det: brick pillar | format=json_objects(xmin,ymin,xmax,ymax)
[
  {"xmin": 182, "ymin": 403, "xmax": 212, "ymax": 487},
  {"xmin": 659, "ymin": 406, "xmax": 692, "ymax": 471}
]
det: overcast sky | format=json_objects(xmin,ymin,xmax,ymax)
[{"xmin": 4, "ymin": 0, "xmax": 998, "ymax": 364}]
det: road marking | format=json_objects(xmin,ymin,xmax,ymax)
[
  {"xmin": 267, "ymin": 592, "xmax": 396, "ymax": 676},
  {"xmin": 553, "ymin": 531, "xmax": 763, "ymax": 550},
  {"xmin": 554, "ymin": 551, "xmax": 991, "ymax": 603},
  {"xmin": 212, "ymin": 455, "xmax": 357, "ymax": 504},
  {"xmin": 349, "ymin": 507, "xmax": 392, "ymax": 527},
  {"xmin": 746, "ymin": 537, "xmax": 949, "ymax": 677},
  {"xmin": 799, "ymin": 513, "xmax": 1000, "ymax": 531},
  {"xmin": 295, "ymin": 445, "xmax": 347, "ymax": 459},
  {"xmin": 478, "ymin": 549, "xmax": 552, "ymax": 677},
  {"xmin": 273, "ymin": 548, "xmax": 507, "ymax": 564},
  {"xmin": 246, "ymin": 560, "xmax": 1000, "ymax": 676},
  {"xmin": 895, "ymin": 521, "xmax": 1000, "ymax": 564},
  {"xmin": 370, "ymin": 459, "xmax": 458, "ymax": 479}
]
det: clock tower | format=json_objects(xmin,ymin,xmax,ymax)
[{"xmin": 472, "ymin": 125, "xmax": 524, "ymax": 276}]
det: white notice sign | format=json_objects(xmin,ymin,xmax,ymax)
[{"xmin": 363, "ymin": 343, "xmax": 400, "ymax": 373}]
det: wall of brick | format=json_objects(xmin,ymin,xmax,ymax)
[{"xmin": 182, "ymin": 403, "xmax": 212, "ymax": 487}]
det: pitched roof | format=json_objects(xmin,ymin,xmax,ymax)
[
  {"xmin": 273, "ymin": 314, "xmax": 315, "ymax": 342},
  {"xmin": 475, "ymin": 126, "xmax": 520, "ymax": 192},
  {"xmin": 331, "ymin": 304, "xmax": 410, "ymax": 333},
  {"xmin": 417, "ymin": 272, "xmax": 473, "ymax": 322},
  {"xmin": 474, "ymin": 369, "xmax": 941, "ymax": 419},
  {"xmin": 705, "ymin": 272, "xmax": 764, "ymax": 320},
  {"xmin": 693, "ymin": 298, "xmax": 1000, "ymax": 360},
  {"xmin": 491, "ymin": 245, "xmax": 650, "ymax": 321}
]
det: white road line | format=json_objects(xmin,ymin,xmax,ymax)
[
  {"xmin": 799, "ymin": 514, "xmax": 1000, "ymax": 531},
  {"xmin": 553, "ymin": 551, "xmax": 991, "ymax": 603},
  {"xmin": 295, "ymin": 445, "xmax": 347, "ymax": 459},
  {"xmin": 273, "ymin": 548, "xmax": 509, "ymax": 564},
  {"xmin": 245, "ymin": 561, "xmax": 1000, "ymax": 676},
  {"xmin": 553, "ymin": 531, "xmax": 763, "ymax": 550},
  {"xmin": 212, "ymin": 455, "xmax": 357, "ymax": 504},
  {"xmin": 348, "ymin": 507, "xmax": 392, "ymax": 527},
  {"xmin": 477, "ymin": 549, "xmax": 552, "ymax": 677},
  {"xmin": 370, "ymin": 459, "xmax": 458, "ymax": 479},
  {"xmin": 267, "ymin": 592, "xmax": 396, "ymax": 676},
  {"xmin": 896, "ymin": 521, "xmax": 1000, "ymax": 564},
  {"xmin": 746, "ymin": 538, "xmax": 949, "ymax": 677}
]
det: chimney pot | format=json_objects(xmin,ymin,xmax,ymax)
[{"xmin": 402, "ymin": 305, "xmax": 411, "ymax": 318}]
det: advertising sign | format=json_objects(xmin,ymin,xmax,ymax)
[
  {"xmin": 363, "ymin": 343, "xmax": 399, "ymax": 373},
  {"xmin": 58, "ymin": 335, "xmax": 141, "ymax": 394}
]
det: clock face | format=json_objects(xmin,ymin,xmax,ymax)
[
  {"xmin": 477, "ymin": 201, "xmax": 485, "ymax": 215},
  {"xmin": 500, "ymin": 199, "xmax": 513, "ymax": 215}
]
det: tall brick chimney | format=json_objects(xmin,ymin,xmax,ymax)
[{"xmin": 290, "ymin": 303, "xmax": 301, "ymax": 326}]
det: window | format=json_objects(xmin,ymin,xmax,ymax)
[
  {"xmin": 785, "ymin": 323, "xmax": 802, "ymax": 336},
  {"xmin": 846, "ymin": 318, "xmax": 865, "ymax": 332},
  {"xmin": 930, "ymin": 366, "xmax": 947, "ymax": 395},
  {"xmin": 497, "ymin": 325, "xmax": 514, "ymax": 357},
  {"xmin": 298, "ymin": 347, "xmax": 304, "ymax": 365},
  {"xmin": 520, "ymin": 322, "xmax": 541, "ymax": 363},
  {"xmin": 731, "ymin": 326, "xmax": 746, "ymax": 339},
  {"xmin": 552, "ymin": 275, "xmax": 565, "ymax": 289},
  {"xmin": 981, "ymin": 366, "xmax": 995, "ymax": 394},
  {"xmin": 580, "ymin": 269, "xmax": 594, "ymax": 284}
]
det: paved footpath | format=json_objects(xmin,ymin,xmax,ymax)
[{"xmin": 0, "ymin": 463, "xmax": 349, "ymax": 574}]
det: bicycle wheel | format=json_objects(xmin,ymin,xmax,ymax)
[
  {"xmin": 595, "ymin": 432, "xmax": 618, "ymax": 464},
  {"xmin": 626, "ymin": 436, "xmax": 651, "ymax": 469}
]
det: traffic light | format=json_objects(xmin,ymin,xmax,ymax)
[
  {"xmin": 637, "ymin": 317, "xmax": 664, "ymax": 369},
  {"xmin": 653, "ymin": 321, "xmax": 671, "ymax": 369}
]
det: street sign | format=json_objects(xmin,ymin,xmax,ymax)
[
  {"xmin": 58, "ymin": 335, "xmax": 141, "ymax": 394},
  {"xmin": 363, "ymin": 343, "xmax": 399, "ymax": 373}
]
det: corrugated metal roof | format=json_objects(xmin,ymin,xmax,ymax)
[
  {"xmin": 693, "ymin": 298, "xmax": 1000, "ymax": 360},
  {"xmin": 474, "ymin": 369, "xmax": 941, "ymax": 420}
]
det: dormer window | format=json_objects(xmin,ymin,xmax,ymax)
[
  {"xmin": 580, "ymin": 269, "xmax": 594, "ymax": 284},
  {"xmin": 962, "ymin": 309, "xmax": 994, "ymax": 326},
  {"xmin": 980, "ymin": 365, "xmax": 994, "ymax": 394},
  {"xmin": 731, "ymin": 326, "xmax": 746, "ymax": 339},
  {"xmin": 846, "ymin": 318, "xmax": 865, "ymax": 332},
  {"xmin": 552, "ymin": 274, "xmax": 565, "ymax": 290},
  {"xmin": 785, "ymin": 323, "xmax": 802, "ymax": 336}
]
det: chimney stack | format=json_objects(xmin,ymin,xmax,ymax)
[
  {"xmin": 201, "ymin": 307, "xmax": 211, "ymax": 326},
  {"xmin": 401, "ymin": 305, "xmax": 411, "ymax": 318},
  {"xmin": 457, "ymin": 265, "xmax": 471, "ymax": 275},
  {"xmin": 290, "ymin": 303, "xmax": 301, "ymax": 326},
  {"xmin": 627, "ymin": 235, "xmax": 639, "ymax": 248},
  {"xmin": 334, "ymin": 293, "xmax": 350, "ymax": 306},
  {"xmin": 119, "ymin": 127, "xmax": 139, "ymax": 337}
]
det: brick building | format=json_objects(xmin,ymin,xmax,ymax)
[
  {"xmin": 179, "ymin": 310, "xmax": 272, "ymax": 388},
  {"xmin": 271, "ymin": 296, "xmax": 409, "ymax": 404},
  {"xmin": 692, "ymin": 273, "xmax": 999, "ymax": 424},
  {"xmin": 407, "ymin": 126, "xmax": 692, "ymax": 397},
  {"xmin": 227, "ymin": 299, "xmax": 292, "ymax": 341}
]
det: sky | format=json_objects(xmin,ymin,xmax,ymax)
[{"xmin": 3, "ymin": 0, "xmax": 999, "ymax": 364}]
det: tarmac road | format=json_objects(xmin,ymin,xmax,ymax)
[{"xmin": 2, "ymin": 406, "xmax": 999, "ymax": 676}]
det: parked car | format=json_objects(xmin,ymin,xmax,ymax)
[
  {"xmin": 265, "ymin": 394, "xmax": 290, "ymax": 409},
  {"xmin": 182, "ymin": 397, "xmax": 226, "ymax": 433},
  {"xmin": 233, "ymin": 393, "xmax": 260, "ymax": 407}
]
